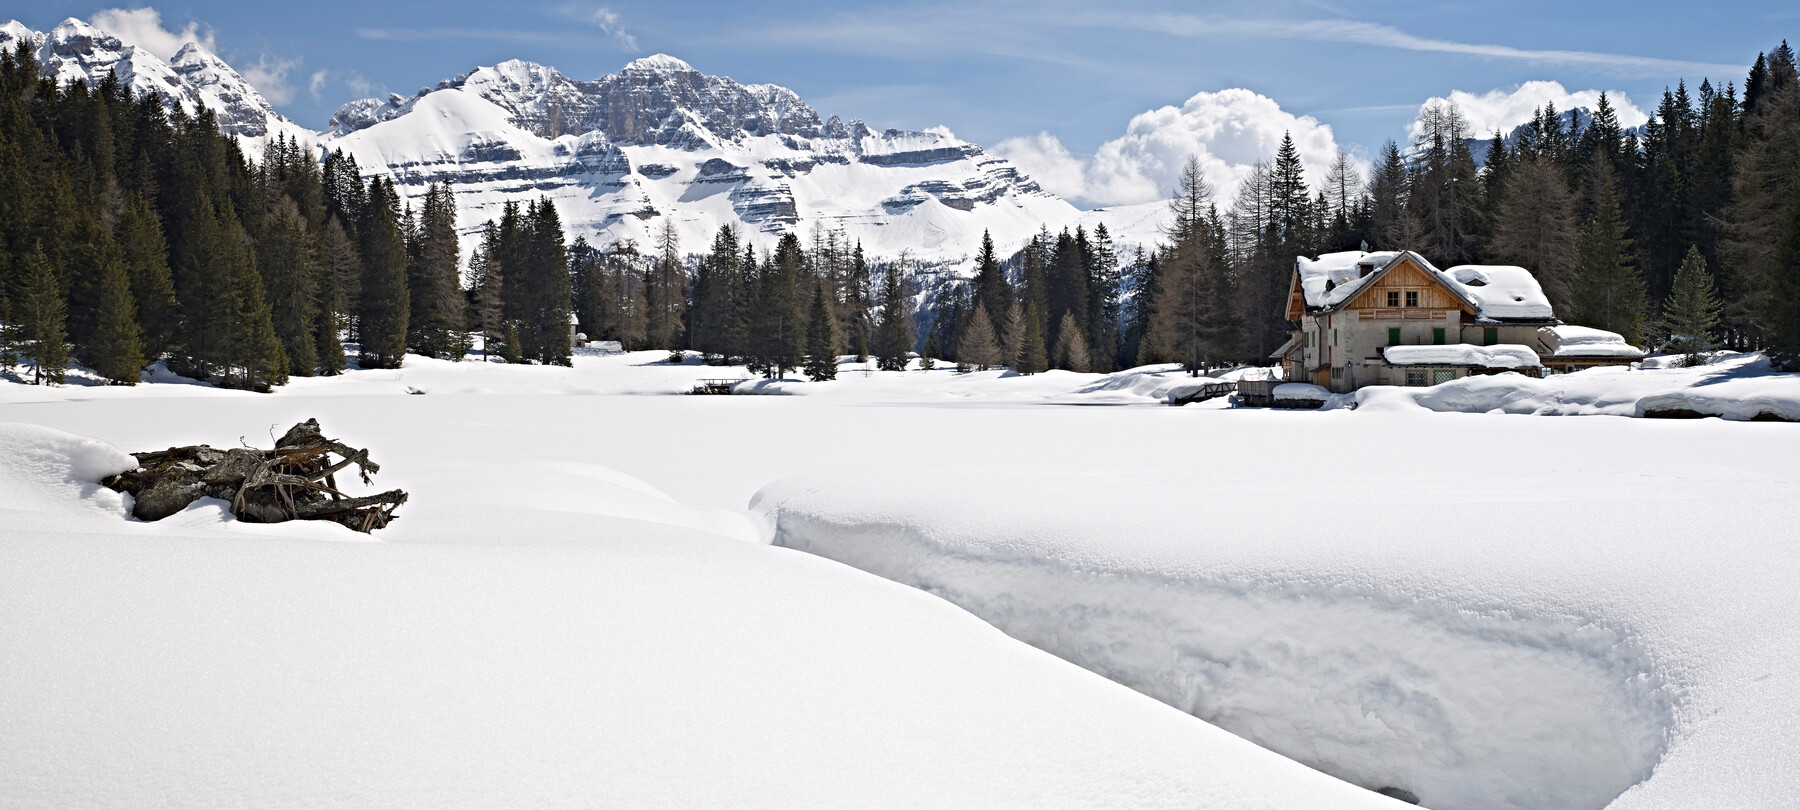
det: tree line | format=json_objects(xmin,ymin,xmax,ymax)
[
  {"xmin": 4, "ymin": 38, "xmax": 1798, "ymax": 387},
  {"xmin": 0, "ymin": 41, "xmax": 576, "ymax": 388}
]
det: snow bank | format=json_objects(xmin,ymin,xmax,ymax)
[
  {"xmin": 755, "ymin": 427, "xmax": 1800, "ymax": 810},
  {"xmin": 1358, "ymin": 352, "xmax": 1800, "ymax": 420},
  {"xmin": 0, "ymin": 422, "xmax": 1402, "ymax": 809}
]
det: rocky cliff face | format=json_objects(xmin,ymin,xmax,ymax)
[{"xmin": 325, "ymin": 54, "xmax": 1080, "ymax": 265}]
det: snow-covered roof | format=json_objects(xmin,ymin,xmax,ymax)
[
  {"xmin": 1540, "ymin": 325, "xmax": 1645, "ymax": 359},
  {"xmin": 1295, "ymin": 252, "xmax": 1557, "ymax": 323},
  {"xmin": 1444, "ymin": 265, "xmax": 1556, "ymax": 322},
  {"xmin": 1295, "ymin": 250, "xmax": 1407, "ymax": 309},
  {"xmin": 1380, "ymin": 344, "xmax": 1541, "ymax": 369}
]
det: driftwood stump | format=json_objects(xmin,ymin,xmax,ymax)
[{"xmin": 102, "ymin": 419, "xmax": 407, "ymax": 533}]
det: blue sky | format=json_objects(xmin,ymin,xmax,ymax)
[{"xmin": 9, "ymin": 0, "xmax": 1791, "ymax": 206}]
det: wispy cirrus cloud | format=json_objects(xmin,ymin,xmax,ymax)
[
  {"xmin": 552, "ymin": 3, "xmax": 639, "ymax": 51},
  {"xmin": 1136, "ymin": 15, "xmax": 1745, "ymax": 78}
]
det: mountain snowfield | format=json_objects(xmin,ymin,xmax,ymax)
[
  {"xmin": 322, "ymin": 54, "xmax": 1089, "ymax": 263},
  {"xmin": 2, "ymin": 16, "xmax": 1173, "ymax": 270}
]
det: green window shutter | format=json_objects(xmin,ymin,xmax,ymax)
[
  {"xmin": 1433, "ymin": 327, "xmax": 1445, "ymax": 345},
  {"xmin": 1388, "ymin": 327, "xmax": 1400, "ymax": 346},
  {"xmin": 1333, "ymin": 329, "xmax": 1338, "ymax": 346},
  {"xmin": 1484, "ymin": 327, "xmax": 1497, "ymax": 345}
]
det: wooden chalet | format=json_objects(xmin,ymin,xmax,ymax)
[{"xmin": 1277, "ymin": 250, "xmax": 1642, "ymax": 393}]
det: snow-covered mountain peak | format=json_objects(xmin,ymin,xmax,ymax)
[
  {"xmin": 621, "ymin": 53, "xmax": 694, "ymax": 74},
  {"xmin": 169, "ymin": 41, "xmax": 283, "ymax": 138},
  {"xmin": 6, "ymin": 16, "xmax": 309, "ymax": 152},
  {"xmin": 0, "ymin": 19, "xmax": 43, "ymax": 52},
  {"xmin": 325, "ymin": 52, "xmax": 1080, "ymax": 270}
]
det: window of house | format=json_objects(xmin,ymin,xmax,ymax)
[
  {"xmin": 1406, "ymin": 369, "xmax": 1427, "ymax": 386},
  {"xmin": 1434, "ymin": 370, "xmax": 1455, "ymax": 385},
  {"xmin": 1388, "ymin": 327, "xmax": 1401, "ymax": 346},
  {"xmin": 1405, "ymin": 290, "xmax": 1420, "ymax": 307},
  {"xmin": 1331, "ymin": 366, "xmax": 1343, "ymax": 380},
  {"xmin": 1386, "ymin": 291, "xmax": 1400, "ymax": 307},
  {"xmin": 1432, "ymin": 327, "xmax": 1445, "ymax": 345},
  {"xmin": 1333, "ymin": 329, "xmax": 1338, "ymax": 346},
  {"xmin": 1484, "ymin": 327, "xmax": 1498, "ymax": 345}
]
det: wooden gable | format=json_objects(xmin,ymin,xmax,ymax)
[
  {"xmin": 1342, "ymin": 255, "xmax": 1475, "ymax": 318},
  {"xmin": 1284, "ymin": 270, "xmax": 1307, "ymax": 321}
]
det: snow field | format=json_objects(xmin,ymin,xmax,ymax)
[
  {"xmin": 3, "ymin": 350, "xmax": 1797, "ymax": 809},
  {"xmin": 0, "ymin": 422, "xmax": 1405, "ymax": 809}
]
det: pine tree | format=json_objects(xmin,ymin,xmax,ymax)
[
  {"xmin": 117, "ymin": 195, "xmax": 177, "ymax": 361},
  {"xmin": 971, "ymin": 230, "xmax": 1008, "ymax": 338},
  {"xmin": 258, "ymin": 196, "xmax": 319, "ymax": 375},
  {"xmin": 19, "ymin": 244, "xmax": 68, "ymax": 385},
  {"xmin": 357, "ymin": 178, "xmax": 410, "ymax": 369},
  {"xmin": 848, "ymin": 242, "xmax": 871, "ymax": 362},
  {"xmin": 1763, "ymin": 196, "xmax": 1800, "ymax": 370},
  {"xmin": 1569, "ymin": 185, "xmax": 1648, "ymax": 345},
  {"xmin": 88, "ymin": 255, "xmax": 146, "ymax": 384},
  {"xmin": 803, "ymin": 281, "xmax": 838, "ymax": 381},
  {"xmin": 873, "ymin": 260, "xmax": 911, "ymax": 371},
  {"xmin": 1015, "ymin": 301, "xmax": 1048, "ymax": 374},
  {"xmin": 1662, "ymin": 245, "xmax": 1723, "ymax": 363}
]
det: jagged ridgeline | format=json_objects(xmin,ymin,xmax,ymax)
[{"xmin": 323, "ymin": 54, "xmax": 1074, "ymax": 265}]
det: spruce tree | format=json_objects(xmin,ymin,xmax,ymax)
[
  {"xmin": 19, "ymin": 245, "xmax": 68, "ymax": 385},
  {"xmin": 1662, "ymin": 245, "xmax": 1723, "ymax": 363},
  {"xmin": 117, "ymin": 196, "xmax": 178, "ymax": 362},
  {"xmin": 1569, "ymin": 185, "xmax": 1648, "ymax": 345},
  {"xmin": 1764, "ymin": 197, "xmax": 1800, "ymax": 370},
  {"xmin": 88, "ymin": 255, "xmax": 146, "ymax": 384},
  {"xmin": 872, "ymin": 261, "xmax": 911, "ymax": 371},
  {"xmin": 803, "ymin": 281, "xmax": 838, "ymax": 381},
  {"xmin": 1015, "ymin": 301, "xmax": 1048, "ymax": 374},
  {"xmin": 846, "ymin": 242, "xmax": 872, "ymax": 362},
  {"xmin": 357, "ymin": 178, "xmax": 410, "ymax": 369}
]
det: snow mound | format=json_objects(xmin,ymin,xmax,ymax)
[
  {"xmin": 755, "ymin": 457, "xmax": 1800, "ymax": 810},
  {"xmin": 1357, "ymin": 352, "xmax": 1799, "ymax": 420}
]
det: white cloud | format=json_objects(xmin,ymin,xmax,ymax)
[
  {"xmin": 90, "ymin": 7, "xmax": 215, "ymax": 61},
  {"xmin": 995, "ymin": 88, "xmax": 1362, "ymax": 210},
  {"xmin": 1410, "ymin": 81, "xmax": 1649, "ymax": 141},
  {"xmin": 239, "ymin": 54, "xmax": 300, "ymax": 105},
  {"xmin": 309, "ymin": 70, "xmax": 329, "ymax": 102},
  {"xmin": 346, "ymin": 74, "xmax": 376, "ymax": 97},
  {"xmin": 552, "ymin": 3, "xmax": 639, "ymax": 50}
]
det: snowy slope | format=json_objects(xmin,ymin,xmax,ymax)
[
  {"xmin": 0, "ymin": 18, "xmax": 313, "ymax": 156},
  {"xmin": 324, "ymin": 55, "xmax": 1082, "ymax": 264}
]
